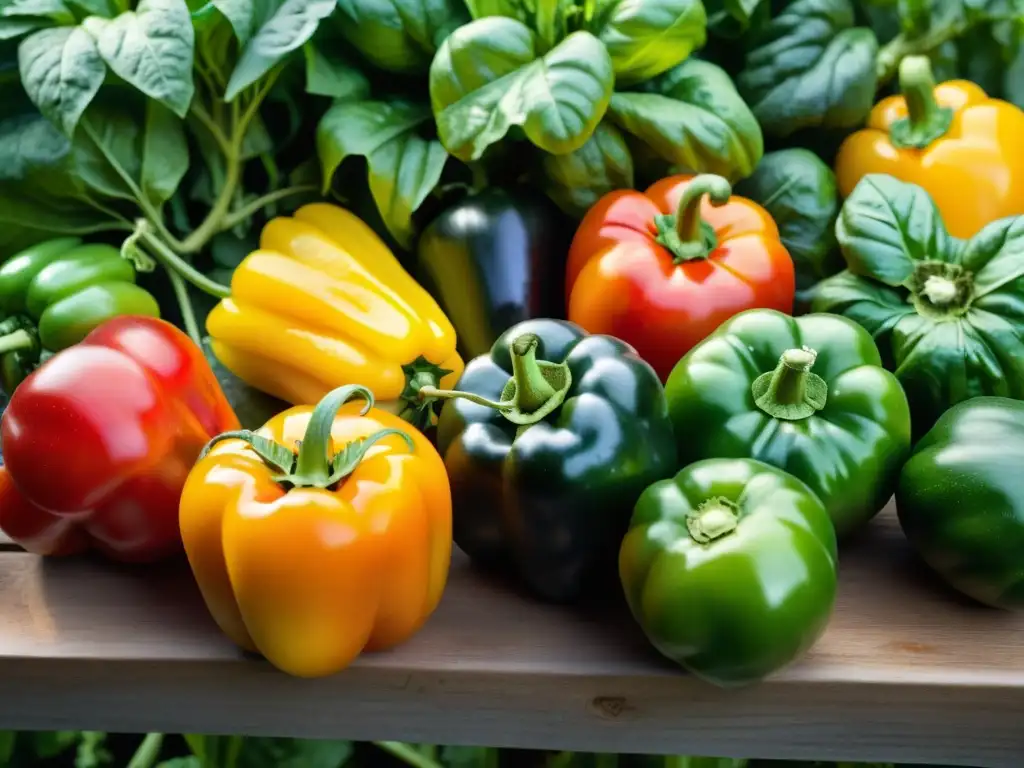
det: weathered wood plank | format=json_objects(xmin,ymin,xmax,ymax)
[{"xmin": 0, "ymin": 504, "xmax": 1022, "ymax": 767}]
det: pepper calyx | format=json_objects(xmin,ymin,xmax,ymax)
[
  {"xmin": 687, "ymin": 497, "xmax": 740, "ymax": 544},
  {"xmin": 889, "ymin": 55, "xmax": 954, "ymax": 150},
  {"xmin": 908, "ymin": 261, "xmax": 974, "ymax": 318},
  {"xmin": 399, "ymin": 356, "xmax": 453, "ymax": 430},
  {"xmin": 752, "ymin": 346, "xmax": 828, "ymax": 421},
  {"xmin": 653, "ymin": 174, "xmax": 731, "ymax": 264}
]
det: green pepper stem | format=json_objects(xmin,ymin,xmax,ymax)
[
  {"xmin": 0, "ymin": 329, "xmax": 35, "ymax": 355},
  {"xmin": 751, "ymin": 347, "xmax": 828, "ymax": 421},
  {"xmin": 198, "ymin": 385, "xmax": 415, "ymax": 489},
  {"xmin": 889, "ymin": 56, "xmax": 954, "ymax": 149},
  {"xmin": 654, "ymin": 175, "xmax": 731, "ymax": 263},
  {"xmin": 687, "ymin": 497, "xmax": 740, "ymax": 544},
  {"xmin": 920, "ymin": 275, "xmax": 958, "ymax": 306},
  {"xmin": 417, "ymin": 332, "xmax": 573, "ymax": 427}
]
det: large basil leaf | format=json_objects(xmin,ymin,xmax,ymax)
[
  {"xmin": 303, "ymin": 39, "xmax": 369, "ymax": 99},
  {"xmin": 733, "ymin": 148, "xmax": 843, "ymax": 297},
  {"xmin": 430, "ymin": 18, "xmax": 614, "ymax": 161},
  {"xmin": 18, "ymin": 26, "xmax": 106, "ymax": 135},
  {"xmin": 736, "ymin": 0, "xmax": 878, "ymax": 137},
  {"xmin": 82, "ymin": 0, "xmax": 195, "ymax": 118},
  {"xmin": 318, "ymin": 99, "xmax": 448, "ymax": 250},
  {"xmin": 607, "ymin": 58, "xmax": 762, "ymax": 181},
  {"xmin": 540, "ymin": 120, "xmax": 634, "ymax": 218},
  {"xmin": 835, "ymin": 174, "xmax": 952, "ymax": 284},
  {"xmin": 588, "ymin": 0, "xmax": 706, "ymax": 84},
  {"xmin": 224, "ymin": 0, "xmax": 334, "ymax": 100},
  {"xmin": 334, "ymin": 0, "xmax": 468, "ymax": 75}
]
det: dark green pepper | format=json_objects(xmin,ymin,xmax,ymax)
[
  {"xmin": 897, "ymin": 396, "xmax": 1024, "ymax": 610},
  {"xmin": 619, "ymin": 457, "xmax": 838, "ymax": 688},
  {"xmin": 664, "ymin": 308, "xmax": 912, "ymax": 537},
  {"xmin": 415, "ymin": 188, "xmax": 568, "ymax": 360},
  {"xmin": 0, "ymin": 238, "xmax": 160, "ymax": 393},
  {"xmin": 423, "ymin": 318, "xmax": 678, "ymax": 603}
]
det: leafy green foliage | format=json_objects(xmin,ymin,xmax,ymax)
[{"xmin": 540, "ymin": 120, "xmax": 634, "ymax": 217}]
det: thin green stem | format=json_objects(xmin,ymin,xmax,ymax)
[
  {"xmin": 374, "ymin": 742, "xmax": 445, "ymax": 768},
  {"xmin": 167, "ymin": 269, "xmax": 202, "ymax": 347},
  {"xmin": 190, "ymin": 103, "xmax": 233, "ymax": 156},
  {"xmin": 139, "ymin": 227, "xmax": 232, "ymax": 299},
  {"xmin": 0, "ymin": 330, "xmax": 34, "ymax": 355},
  {"xmin": 220, "ymin": 185, "xmax": 317, "ymax": 231},
  {"xmin": 126, "ymin": 733, "xmax": 164, "ymax": 768},
  {"xmin": 180, "ymin": 151, "xmax": 240, "ymax": 253}
]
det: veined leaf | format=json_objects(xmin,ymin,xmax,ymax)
[{"xmin": 18, "ymin": 26, "xmax": 106, "ymax": 135}]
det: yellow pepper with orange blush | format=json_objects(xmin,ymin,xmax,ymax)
[
  {"xmin": 206, "ymin": 203, "xmax": 464, "ymax": 428},
  {"xmin": 835, "ymin": 55, "xmax": 1024, "ymax": 239},
  {"xmin": 179, "ymin": 384, "xmax": 452, "ymax": 678}
]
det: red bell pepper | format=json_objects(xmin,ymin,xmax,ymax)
[{"xmin": 0, "ymin": 316, "xmax": 240, "ymax": 562}]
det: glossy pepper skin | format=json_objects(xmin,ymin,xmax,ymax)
[
  {"xmin": 835, "ymin": 55, "xmax": 1024, "ymax": 239},
  {"xmin": 415, "ymin": 188, "xmax": 568, "ymax": 360},
  {"xmin": 0, "ymin": 238, "xmax": 160, "ymax": 394},
  {"xmin": 0, "ymin": 316, "xmax": 240, "ymax": 562},
  {"xmin": 619, "ymin": 458, "xmax": 838, "ymax": 688},
  {"xmin": 427, "ymin": 318, "xmax": 678, "ymax": 603},
  {"xmin": 206, "ymin": 203, "xmax": 464, "ymax": 429},
  {"xmin": 565, "ymin": 173, "xmax": 795, "ymax": 381},
  {"xmin": 665, "ymin": 309, "xmax": 911, "ymax": 537},
  {"xmin": 897, "ymin": 397, "xmax": 1024, "ymax": 610},
  {"xmin": 180, "ymin": 385, "xmax": 452, "ymax": 678}
]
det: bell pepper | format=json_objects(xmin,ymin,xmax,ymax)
[
  {"xmin": 0, "ymin": 316, "xmax": 240, "ymax": 562},
  {"xmin": 619, "ymin": 457, "xmax": 838, "ymax": 688},
  {"xmin": 0, "ymin": 237, "xmax": 160, "ymax": 393},
  {"xmin": 205, "ymin": 203, "xmax": 464, "ymax": 429},
  {"xmin": 812, "ymin": 173, "xmax": 1024, "ymax": 439},
  {"xmin": 565, "ymin": 173, "xmax": 795, "ymax": 381},
  {"xmin": 415, "ymin": 188, "xmax": 568, "ymax": 360},
  {"xmin": 664, "ymin": 308, "xmax": 911, "ymax": 537},
  {"xmin": 423, "ymin": 318, "xmax": 678, "ymax": 603},
  {"xmin": 897, "ymin": 396, "xmax": 1024, "ymax": 610},
  {"xmin": 179, "ymin": 384, "xmax": 451, "ymax": 678},
  {"xmin": 835, "ymin": 55, "xmax": 1024, "ymax": 239}
]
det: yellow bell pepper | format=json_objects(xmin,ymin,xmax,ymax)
[
  {"xmin": 206, "ymin": 203, "xmax": 464, "ymax": 428},
  {"xmin": 835, "ymin": 55, "xmax": 1024, "ymax": 239}
]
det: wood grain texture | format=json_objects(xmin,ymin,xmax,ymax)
[{"xmin": 0, "ymin": 502, "xmax": 1022, "ymax": 767}]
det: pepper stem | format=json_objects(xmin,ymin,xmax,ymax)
[
  {"xmin": 920, "ymin": 275, "xmax": 958, "ymax": 306},
  {"xmin": 0, "ymin": 329, "xmax": 35, "ymax": 355},
  {"xmin": 197, "ymin": 384, "xmax": 415, "ymax": 489},
  {"xmin": 889, "ymin": 56, "xmax": 954, "ymax": 149},
  {"xmin": 417, "ymin": 332, "xmax": 572, "ymax": 427},
  {"xmin": 653, "ymin": 175, "xmax": 731, "ymax": 264},
  {"xmin": 751, "ymin": 347, "xmax": 828, "ymax": 421},
  {"xmin": 687, "ymin": 497, "xmax": 740, "ymax": 544}
]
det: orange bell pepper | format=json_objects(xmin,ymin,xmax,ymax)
[
  {"xmin": 179, "ymin": 384, "xmax": 452, "ymax": 678},
  {"xmin": 835, "ymin": 55, "xmax": 1024, "ymax": 239}
]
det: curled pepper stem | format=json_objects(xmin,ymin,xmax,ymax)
[
  {"xmin": 654, "ymin": 175, "xmax": 731, "ymax": 264},
  {"xmin": 889, "ymin": 55, "xmax": 954, "ymax": 149},
  {"xmin": 198, "ymin": 384, "xmax": 415, "ymax": 489},
  {"xmin": 417, "ymin": 333, "xmax": 572, "ymax": 427},
  {"xmin": 751, "ymin": 347, "xmax": 828, "ymax": 421}
]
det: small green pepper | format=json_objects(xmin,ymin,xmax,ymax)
[
  {"xmin": 619, "ymin": 457, "xmax": 838, "ymax": 688},
  {"xmin": 0, "ymin": 238, "xmax": 160, "ymax": 393}
]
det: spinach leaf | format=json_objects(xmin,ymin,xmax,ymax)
[
  {"xmin": 141, "ymin": 100, "xmax": 189, "ymax": 205},
  {"xmin": 540, "ymin": 120, "xmax": 633, "ymax": 217},
  {"xmin": 607, "ymin": 58, "xmax": 762, "ymax": 181},
  {"xmin": 463, "ymin": 0, "xmax": 527, "ymax": 20},
  {"xmin": 318, "ymin": 99, "xmax": 448, "ymax": 249},
  {"xmin": 734, "ymin": 148, "xmax": 843, "ymax": 297},
  {"xmin": 703, "ymin": 0, "xmax": 762, "ymax": 35},
  {"xmin": 82, "ymin": 0, "xmax": 196, "ymax": 117},
  {"xmin": 0, "ymin": 18, "xmax": 45, "ymax": 41},
  {"xmin": 736, "ymin": 0, "xmax": 878, "ymax": 137},
  {"xmin": 334, "ymin": 0, "xmax": 469, "ymax": 75},
  {"xmin": 588, "ymin": 0, "xmax": 706, "ymax": 85},
  {"xmin": 303, "ymin": 39, "xmax": 369, "ymax": 99},
  {"xmin": 212, "ymin": 0, "xmax": 274, "ymax": 44},
  {"xmin": 2, "ymin": 0, "xmax": 74, "ymax": 23},
  {"xmin": 225, "ymin": 0, "xmax": 334, "ymax": 100},
  {"xmin": 17, "ymin": 26, "xmax": 106, "ymax": 135},
  {"xmin": 430, "ymin": 17, "xmax": 614, "ymax": 161}
]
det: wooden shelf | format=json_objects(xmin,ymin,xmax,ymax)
[{"xmin": 1, "ymin": 503, "xmax": 1022, "ymax": 768}]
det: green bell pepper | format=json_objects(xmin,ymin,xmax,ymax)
[
  {"xmin": 897, "ymin": 396, "xmax": 1024, "ymax": 610},
  {"xmin": 0, "ymin": 238, "xmax": 160, "ymax": 393},
  {"xmin": 424, "ymin": 318, "xmax": 678, "ymax": 603},
  {"xmin": 619, "ymin": 457, "xmax": 838, "ymax": 688},
  {"xmin": 664, "ymin": 308, "xmax": 911, "ymax": 537}
]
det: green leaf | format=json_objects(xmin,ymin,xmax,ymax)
[
  {"xmin": 318, "ymin": 99, "xmax": 448, "ymax": 249},
  {"xmin": 835, "ymin": 174, "xmax": 953, "ymax": 285},
  {"xmin": 0, "ymin": 17, "xmax": 45, "ymax": 40},
  {"xmin": 588, "ymin": 0, "xmax": 707, "ymax": 84},
  {"xmin": 212, "ymin": 0, "xmax": 268, "ymax": 43},
  {"xmin": 75, "ymin": 731, "xmax": 113, "ymax": 768},
  {"xmin": 157, "ymin": 759, "xmax": 202, "ymax": 768},
  {"xmin": 0, "ymin": 732, "xmax": 14, "ymax": 763},
  {"xmin": 2, "ymin": 0, "xmax": 74, "ymax": 22},
  {"xmin": 334, "ymin": 0, "xmax": 469, "ymax": 75},
  {"xmin": 736, "ymin": 0, "xmax": 879, "ymax": 137},
  {"xmin": 430, "ymin": 18, "xmax": 614, "ymax": 161},
  {"xmin": 463, "ymin": 0, "xmax": 527, "ymax": 20},
  {"xmin": 31, "ymin": 730, "xmax": 81, "ymax": 758},
  {"xmin": 540, "ymin": 120, "xmax": 633, "ymax": 218},
  {"xmin": 704, "ymin": 0, "xmax": 762, "ymax": 33},
  {"xmin": 141, "ymin": 99, "xmax": 188, "ymax": 205},
  {"xmin": 224, "ymin": 0, "xmax": 334, "ymax": 101},
  {"xmin": 302, "ymin": 41, "xmax": 369, "ymax": 99},
  {"xmin": 733, "ymin": 148, "xmax": 843, "ymax": 294},
  {"xmin": 607, "ymin": 58, "xmax": 762, "ymax": 182},
  {"xmin": 235, "ymin": 738, "xmax": 354, "ymax": 768},
  {"xmin": 17, "ymin": 26, "xmax": 107, "ymax": 135},
  {"xmin": 71, "ymin": 97, "xmax": 144, "ymax": 201},
  {"xmin": 82, "ymin": 0, "xmax": 195, "ymax": 117}
]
